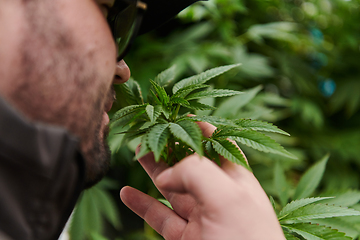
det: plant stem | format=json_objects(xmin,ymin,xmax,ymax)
[{"xmin": 172, "ymin": 104, "xmax": 181, "ymax": 122}]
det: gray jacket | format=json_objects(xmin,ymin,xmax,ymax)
[{"xmin": 0, "ymin": 96, "xmax": 85, "ymax": 240}]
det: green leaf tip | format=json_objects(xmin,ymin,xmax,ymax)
[
  {"xmin": 279, "ymin": 197, "xmax": 335, "ymax": 219},
  {"xmin": 227, "ymin": 130, "xmax": 296, "ymax": 159},
  {"xmin": 169, "ymin": 120, "xmax": 203, "ymax": 156},
  {"xmin": 209, "ymin": 138, "xmax": 251, "ymax": 171},
  {"xmin": 280, "ymin": 203, "xmax": 360, "ymax": 223},
  {"xmin": 147, "ymin": 124, "xmax": 171, "ymax": 162},
  {"xmin": 283, "ymin": 223, "xmax": 352, "ymax": 240},
  {"xmin": 294, "ymin": 154, "xmax": 329, "ymax": 200},
  {"xmin": 172, "ymin": 63, "xmax": 242, "ymax": 94},
  {"xmin": 234, "ymin": 119, "xmax": 290, "ymax": 136}
]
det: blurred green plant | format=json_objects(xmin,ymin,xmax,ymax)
[
  {"xmin": 275, "ymin": 155, "xmax": 360, "ymax": 239},
  {"xmin": 110, "ymin": 64, "xmax": 295, "ymax": 169},
  {"xmin": 69, "ymin": 0, "xmax": 360, "ymax": 239}
]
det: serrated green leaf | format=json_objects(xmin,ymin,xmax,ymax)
[
  {"xmin": 228, "ymin": 130, "xmax": 296, "ymax": 159},
  {"xmin": 154, "ymin": 65, "xmax": 178, "ymax": 87},
  {"xmin": 209, "ymin": 138, "xmax": 250, "ymax": 171},
  {"xmin": 279, "ymin": 197, "xmax": 335, "ymax": 219},
  {"xmin": 211, "ymin": 126, "xmax": 242, "ymax": 138},
  {"xmin": 186, "ymin": 89, "xmax": 242, "ymax": 100},
  {"xmin": 154, "ymin": 105, "xmax": 163, "ymax": 121},
  {"xmin": 195, "ymin": 95, "xmax": 215, "ymax": 116},
  {"xmin": 294, "ymin": 154, "xmax": 329, "ymax": 200},
  {"xmin": 170, "ymin": 97, "xmax": 190, "ymax": 106},
  {"xmin": 234, "ymin": 119, "xmax": 290, "ymax": 136},
  {"xmin": 124, "ymin": 109, "xmax": 147, "ymax": 128},
  {"xmin": 188, "ymin": 115, "xmax": 237, "ymax": 127},
  {"xmin": 110, "ymin": 111, "xmax": 142, "ymax": 129},
  {"xmin": 172, "ymin": 64, "xmax": 241, "ymax": 93},
  {"xmin": 310, "ymin": 218, "xmax": 360, "ymax": 239},
  {"xmin": 150, "ymin": 79, "xmax": 169, "ymax": 105},
  {"xmin": 147, "ymin": 124, "xmax": 170, "ymax": 162},
  {"xmin": 283, "ymin": 232, "xmax": 301, "ymax": 240},
  {"xmin": 213, "ymin": 85, "xmax": 262, "ymax": 118},
  {"xmin": 169, "ymin": 120, "xmax": 203, "ymax": 156},
  {"xmin": 115, "ymin": 78, "xmax": 144, "ymax": 106},
  {"xmin": 122, "ymin": 128, "xmax": 148, "ymax": 145},
  {"xmin": 161, "ymin": 105, "xmax": 171, "ymax": 119},
  {"xmin": 282, "ymin": 223, "xmax": 352, "ymax": 240},
  {"xmin": 172, "ymin": 84, "xmax": 210, "ymax": 99},
  {"xmin": 145, "ymin": 105, "xmax": 155, "ymax": 122},
  {"xmin": 274, "ymin": 161, "xmax": 289, "ymax": 207},
  {"xmin": 108, "ymin": 126, "xmax": 126, "ymax": 153},
  {"xmin": 320, "ymin": 190, "xmax": 360, "ymax": 207},
  {"xmin": 149, "ymin": 89, "xmax": 162, "ymax": 105},
  {"xmin": 205, "ymin": 140, "xmax": 221, "ymax": 166},
  {"xmin": 111, "ymin": 105, "xmax": 145, "ymax": 122},
  {"xmin": 185, "ymin": 101, "xmax": 217, "ymax": 111},
  {"xmin": 115, "ymin": 121, "xmax": 148, "ymax": 146},
  {"xmin": 145, "ymin": 105, "xmax": 161, "ymax": 123},
  {"xmin": 281, "ymin": 204, "xmax": 360, "ymax": 223}
]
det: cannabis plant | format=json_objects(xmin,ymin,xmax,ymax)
[
  {"xmin": 110, "ymin": 64, "xmax": 295, "ymax": 169},
  {"xmin": 107, "ymin": 65, "xmax": 360, "ymax": 240},
  {"xmin": 274, "ymin": 155, "xmax": 360, "ymax": 240}
]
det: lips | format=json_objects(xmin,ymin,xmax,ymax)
[
  {"xmin": 104, "ymin": 87, "xmax": 116, "ymax": 113},
  {"xmin": 104, "ymin": 100, "xmax": 113, "ymax": 113}
]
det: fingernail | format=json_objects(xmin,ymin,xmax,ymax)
[{"xmin": 156, "ymin": 168, "xmax": 173, "ymax": 186}]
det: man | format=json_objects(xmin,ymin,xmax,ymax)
[{"xmin": 0, "ymin": 0, "xmax": 285, "ymax": 239}]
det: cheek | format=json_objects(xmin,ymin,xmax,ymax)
[
  {"xmin": 56, "ymin": 0, "xmax": 116, "ymax": 85},
  {"xmin": 0, "ymin": 2, "xmax": 25, "ymax": 91}
]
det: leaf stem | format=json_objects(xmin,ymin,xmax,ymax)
[{"xmin": 172, "ymin": 104, "xmax": 181, "ymax": 122}]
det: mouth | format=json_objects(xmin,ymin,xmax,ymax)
[
  {"xmin": 102, "ymin": 87, "xmax": 116, "ymax": 126},
  {"xmin": 104, "ymin": 86, "xmax": 116, "ymax": 112},
  {"xmin": 104, "ymin": 100, "xmax": 113, "ymax": 113},
  {"xmin": 103, "ymin": 100, "xmax": 113, "ymax": 126}
]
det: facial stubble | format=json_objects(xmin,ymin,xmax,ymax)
[{"xmin": 12, "ymin": 0, "xmax": 112, "ymax": 188}]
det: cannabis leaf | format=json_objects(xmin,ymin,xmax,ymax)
[
  {"xmin": 147, "ymin": 124, "xmax": 170, "ymax": 162},
  {"xmin": 294, "ymin": 154, "xmax": 329, "ymax": 200},
  {"xmin": 234, "ymin": 119, "xmax": 290, "ymax": 136},
  {"xmin": 111, "ymin": 64, "xmax": 294, "ymax": 168},
  {"xmin": 277, "ymin": 156, "xmax": 360, "ymax": 240},
  {"xmin": 280, "ymin": 204, "xmax": 360, "ymax": 223},
  {"xmin": 279, "ymin": 197, "xmax": 334, "ymax": 219},
  {"xmin": 172, "ymin": 64, "xmax": 241, "ymax": 93},
  {"xmin": 283, "ymin": 223, "xmax": 352, "ymax": 240}
]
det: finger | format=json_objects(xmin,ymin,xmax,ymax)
[
  {"xmin": 120, "ymin": 186, "xmax": 187, "ymax": 239},
  {"xmin": 136, "ymin": 146, "xmax": 169, "ymax": 181},
  {"xmin": 136, "ymin": 146, "xmax": 199, "ymax": 220},
  {"xmin": 155, "ymin": 154, "xmax": 237, "ymax": 209},
  {"xmin": 195, "ymin": 120, "xmax": 250, "ymax": 179},
  {"xmin": 195, "ymin": 120, "xmax": 217, "ymax": 138}
]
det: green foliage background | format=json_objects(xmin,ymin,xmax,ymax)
[{"xmin": 69, "ymin": 0, "xmax": 360, "ymax": 239}]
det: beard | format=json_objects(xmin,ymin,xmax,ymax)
[
  {"xmin": 8, "ymin": 0, "xmax": 113, "ymax": 188},
  {"xmin": 82, "ymin": 120, "xmax": 112, "ymax": 189}
]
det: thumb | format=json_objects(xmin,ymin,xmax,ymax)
[{"xmin": 155, "ymin": 154, "xmax": 235, "ymax": 207}]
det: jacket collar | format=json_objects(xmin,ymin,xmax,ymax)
[{"xmin": 0, "ymin": 95, "xmax": 85, "ymax": 240}]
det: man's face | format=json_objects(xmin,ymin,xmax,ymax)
[{"xmin": 0, "ymin": 0, "xmax": 130, "ymax": 187}]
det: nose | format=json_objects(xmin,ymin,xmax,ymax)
[{"xmin": 114, "ymin": 60, "xmax": 131, "ymax": 84}]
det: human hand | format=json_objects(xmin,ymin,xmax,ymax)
[{"xmin": 120, "ymin": 122, "xmax": 285, "ymax": 240}]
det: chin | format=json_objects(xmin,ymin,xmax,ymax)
[{"xmin": 82, "ymin": 124, "xmax": 111, "ymax": 189}]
